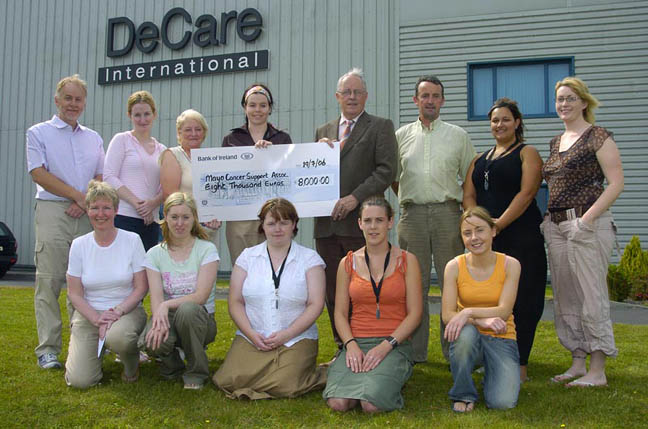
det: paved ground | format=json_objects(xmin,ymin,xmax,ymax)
[{"xmin": 3, "ymin": 267, "xmax": 647, "ymax": 325}]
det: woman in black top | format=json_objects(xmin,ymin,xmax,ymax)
[
  {"xmin": 222, "ymin": 83, "xmax": 292, "ymax": 266},
  {"xmin": 463, "ymin": 97, "xmax": 546, "ymax": 382}
]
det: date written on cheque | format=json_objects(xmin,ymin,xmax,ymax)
[
  {"xmin": 295, "ymin": 175, "xmax": 332, "ymax": 188},
  {"xmin": 302, "ymin": 158, "xmax": 327, "ymax": 169}
]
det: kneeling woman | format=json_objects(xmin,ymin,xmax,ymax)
[
  {"xmin": 442, "ymin": 206, "xmax": 521, "ymax": 412},
  {"xmin": 213, "ymin": 198, "xmax": 327, "ymax": 399},
  {"xmin": 323, "ymin": 196, "xmax": 422, "ymax": 413},
  {"xmin": 140, "ymin": 192, "xmax": 219, "ymax": 390},
  {"xmin": 65, "ymin": 181, "xmax": 148, "ymax": 388}
]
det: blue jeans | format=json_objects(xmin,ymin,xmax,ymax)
[
  {"xmin": 449, "ymin": 324, "xmax": 520, "ymax": 409},
  {"xmin": 114, "ymin": 214, "xmax": 160, "ymax": 251}
]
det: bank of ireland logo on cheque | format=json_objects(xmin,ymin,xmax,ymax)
[{"xmin": 241, "ymin": 152, "xmax": 254, "ymax": 160}]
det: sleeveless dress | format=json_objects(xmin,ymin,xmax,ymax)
[
  {"xmin": 323, "ymin": 249, "xmax": 414, "ymax": 411},
  {"xmin": 471, "ymin": 144, "xmax": 547, "ymax": 365}
]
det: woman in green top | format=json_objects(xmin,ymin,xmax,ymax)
[{"xmin": 140, "ymin": 192, "xmax": 220, "ymax": 390}]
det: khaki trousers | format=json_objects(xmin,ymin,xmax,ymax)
[
  {"xmin": 225, "ymin": 220, "xmax": 264, "ymax": 267},
  {"xmin": 65, "ymin": 307, "xmax": 147, "ymax": 388},
  {"xmin": 542, "ymin": 212, "xmax": 617, "ymax": 357},
  {"xmin": 140, "ymin": 302, "xmax": 217, "ymax": 385},
  {"xmin": 34, "ymin": 200, "xmax": 92, "ymax": 357},
  {"xmin": 397, "ymin": 201, "xmax": 464, "ymax": 362}
]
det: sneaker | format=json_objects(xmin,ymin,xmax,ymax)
[{"xmin": 38, "ymin": 353, "xmax": 63, "ymax": 369}]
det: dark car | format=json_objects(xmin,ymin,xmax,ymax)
[{"xmin": 0, "ymin": 222, "xmax": 18, "ymax": 279}]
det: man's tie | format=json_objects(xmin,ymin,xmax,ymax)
[{"xmin": 340, "ymin": 119, "xmax": 354, "ymax": 150}]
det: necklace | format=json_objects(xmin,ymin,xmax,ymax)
[
  {"xmin": 483, "ymin": 140, "xmax": 519, "ymax": 191},
  {"xmin": 364, "ymin": 243, "xmax": 392, "ymax": 319}
]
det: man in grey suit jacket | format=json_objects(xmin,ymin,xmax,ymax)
[{"xmin": 315, "ymin": 68, "xmax": 398, "ymax": 348}]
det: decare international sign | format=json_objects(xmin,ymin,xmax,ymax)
[{"xmin": 98, "ymin": 7, "xmax": 268, "ymax": 85}]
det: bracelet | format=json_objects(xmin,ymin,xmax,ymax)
[{"xmin": 343, "ymin": 338, "xmax": 357, "ymax": 349}]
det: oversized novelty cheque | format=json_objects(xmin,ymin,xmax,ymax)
[{"xmin": 191, "ymin": 142, "xmax": 340, "ymax": 221}]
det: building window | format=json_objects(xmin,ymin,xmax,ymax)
[{"xmin": 467, "ymin": 57, "xmax": 574, "ymax": 120}]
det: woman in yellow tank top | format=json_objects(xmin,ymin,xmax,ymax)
[{"xmin": 442, "ymin": 206, "xmax": 521, "ymax": 413}]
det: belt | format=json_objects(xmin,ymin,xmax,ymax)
[{"xmin": 549, "ymin": 204, "xmax": 592, "ymax": 224}]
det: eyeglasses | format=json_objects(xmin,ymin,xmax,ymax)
[
  {"xmin": 556, "ymin": 96, "xmax": 580, "ymax": 104},
  {"xmin": 336, "ymin": 89, "xmax": 366, "ymax": 98}
]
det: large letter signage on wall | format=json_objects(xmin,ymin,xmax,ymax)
[
  {"xmin": 98, "ymin": 50, "xmax": 269, "ymax": 85},
  {"xmin": 100, "ymin": 7, "xmax": 267, "ymax": 85}
]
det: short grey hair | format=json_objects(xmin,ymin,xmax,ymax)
[{"xmin": 337, "ymin": 67, "xmax": 367, "ymax": 91}]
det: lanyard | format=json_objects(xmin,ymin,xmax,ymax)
[
  {"xmin": 267, "ymin": 244, "xmax": 291, "ymax": 308},
  {"xmin": 364, "ymin": 243, "xmax": 391, "ymax": 319}
]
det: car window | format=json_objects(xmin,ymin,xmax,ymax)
[{"xmin": 0, "ymin": 223, "xmax": 11, "ymax": 237}]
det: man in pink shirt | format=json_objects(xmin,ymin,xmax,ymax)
[{"xmin": 26, "ymin": 74, "xmax": 105, "ymax": 369}]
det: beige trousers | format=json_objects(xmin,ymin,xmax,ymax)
[
  {"xmin": 542, "ymin": 212, "xmax": 618, "ymax": 357},
  {"xmin": 397, "ymin": 201, "xmax": 464, "ymax": 362},
  {"xmin": 65, "ymin": 307, "xmax": 147, "ymax": 388},
  {"xmin": 225, "ymin": 220, "xmax": 264, "ymax": 267},
  {"xmin": 34, "ymin": 200, "xmax": 92, "ymax": 357}
]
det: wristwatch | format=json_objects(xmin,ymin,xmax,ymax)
[{"xmin": 386, "ymin": 336, "xmax": 399, "ymax": 349}]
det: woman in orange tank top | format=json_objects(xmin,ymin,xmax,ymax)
[
  {"xmin": 442, "ymin": 206, "xmax": 521, "ymax": 413},
  {"xmin": 323, "ymin": 195, "xmax": 422, "ymax": 413}
]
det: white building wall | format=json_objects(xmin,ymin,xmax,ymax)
[
  {"xmin": 0, "ymin": 0, "xmax": 397, "ymax": 269},
  {"xmin": 397, "ymin": 1, "xmax": 648, "ymax": 259}
]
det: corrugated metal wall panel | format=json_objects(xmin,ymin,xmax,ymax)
[
  {"xmin": 0, "ymin": 0, "xmax": 394, "ymax": 269},
  {"xmin": 398, "ymin": 1, "xmax": 648, "ymax": 259}
]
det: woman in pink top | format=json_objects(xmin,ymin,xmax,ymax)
[{"xmin": 104, "ymin": 91, "xmax": 166, "ymax": 250}]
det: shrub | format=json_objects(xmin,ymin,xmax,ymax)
[
  {"xmin": 608, "ymin": 236, "xmax": 648, "ymax": 302},
  {"xmin": 607, "ymin": 264, "xmax": 631, "ymax": 302},
  {"xmin": 618, "ymin": 236, "xmax": 648, "ymax": 301}
]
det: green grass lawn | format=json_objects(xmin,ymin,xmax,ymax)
[{"xmin": 1, "ymin": 286, "xmax": 644, "ymax": 428}]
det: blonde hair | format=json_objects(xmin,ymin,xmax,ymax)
[
  {"xmin": 127, "ymin": 90, "xmax": 157, "ymax": 115},
  {"xmin": 85, "ymin": 180, "xmax": 119, "ymax": 210},
  {"xmin": 460, "ymin": 206, "xmax": 496, "ymax": 230},
  {"xmin": 160, "ymin": 192, "xmax": 208, "ymax": 247},
  {"xmin": 176, "ymin": 109, "xmax": 208, "ymax": 141},
  {"xmin": 55, "ymin": 74, "xmax": 87, "ymax": 98},
  {"xmin": 555, "ymin": 77, "xmax": 600, "ymax": 124}
]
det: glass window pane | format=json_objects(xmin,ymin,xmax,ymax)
[
  {"xmin": 496, "ymin": 64, "xmax": 544, "ymax": 115},
  {"xmin": 472, "ymin": 68, "xmax": 493, "ymax": 117},
  {"xmin": 547, "ymin": 63, "xmax": 571, "ymax": 113}
]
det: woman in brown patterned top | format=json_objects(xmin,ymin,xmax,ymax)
[{"xmin": 541, "ymin": 77, "xmax": 623, "ymax": 388}]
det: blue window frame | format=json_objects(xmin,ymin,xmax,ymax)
[{"xmin": 467, "ymin": 57, "xmax": 574, "ymax": 120}]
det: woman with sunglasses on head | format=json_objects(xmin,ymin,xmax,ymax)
[
  {"xmin": 442, "ymin": 206, "xmax": 521, "ymax": 412},
  {"xmin": 542, "ymin": 77, "xmax": 623, "ymax": 388},
  {"xmin": 323, "ymin": 195, "xmax": 422, "ymax": 413},
  {"xmin": 222, "ymin": 83, "xmax": 292, "ymax": 266},
  {"xmin": 463, "ymin": 97, "xmax": 546, "ymax": 382}
]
